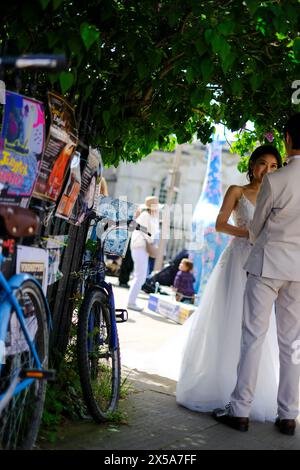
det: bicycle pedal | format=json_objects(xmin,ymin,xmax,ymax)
[
  {"xmin": 115, "ymin": 309, "xmax": 128, "ymax": 323},
  {"xmin": 21, "ymin": 368, "xmax": 56, "ymax": 381}
]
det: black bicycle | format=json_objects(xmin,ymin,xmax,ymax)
[{"xmin": 77, "ymin": 215, "xmax": 149, "ymax": 422}]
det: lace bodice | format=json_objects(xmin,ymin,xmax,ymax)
[
  {"xmin": 232, "ymin": 194, "xmax": 255, "ymax": 229},
  {"xmin": 219, "ymin": 193, "xmax": 254, "ymax": 267}
]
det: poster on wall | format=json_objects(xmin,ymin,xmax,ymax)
[
  {"xmin": 33, "ymin": 92, "xmax": 77, "ymax": 202},
  {"xmin": 69, "ymin": 147, "xmax": 103, "ymax": 225},
  {"xmin": 0, "ymin": 91, "xmax": 45, "ymax": 207},
  {"xmin": 55, "ymin": 150, "xmax": 81, "ymax": 220},
  {"xmin": 45, "ymin": 235, "xmax": 68, "ymax": 286},
  {"xmin": 16, "ymin": 245, "xmax": 49, "ymax": 294}
]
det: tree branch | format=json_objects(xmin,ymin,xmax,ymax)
[{"xmin": 143, "ymin": 52, "xmax": 185, "ymax": 104}]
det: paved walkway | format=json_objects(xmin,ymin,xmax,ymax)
[{"xmin": 42, "ymin": 278, "xmax": 300, "ymax": 450}]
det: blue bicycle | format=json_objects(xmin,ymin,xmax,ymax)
[
  {"xmin": 0, "ymin": 54, "xmax": 66, "ymax": 450},
  {"xmin": 77, "ymin": 214, "xmax": 149, "ymax": 422},
  {"xmin": 0, "ymin": 205, "xmax": 54, "ymax": 449}
]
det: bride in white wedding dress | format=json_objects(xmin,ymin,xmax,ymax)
[{"xmin": 142, "ymin": 145, "xmax": 283, "ymax": 422}]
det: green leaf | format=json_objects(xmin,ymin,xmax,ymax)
[
  {"xmin": 231, "ymin": 78, "xmax": 243, "ymax": 96},
  {"xmin": 84, "ymin": 83, "xmax": 93, "ymax": 100},
  {"xmin": 218, "ymin": 20, "xmax": 235, "ymax": 36},
  {"xmin": 249, "ymin": 74, "xmax": 262, "ymax": 92},
  {"xmin": 59, "ymin": 71, "xmax": 74, "ymax": 94},
  {"xmin": 148, "ymin": 49, "xmax": 163, "ymax": 68},
  {"xmin": 190, "ymin": 56, "xmax": 202, "ymax": 75},
  {"xmin": 80, "ymin": 22, "xmax": 100, "ymax": 50},
  {"xmin": 220, "ymin": 40, "xmax": 231, "ymax": 59},
  {"xmin": 200, "ymin": 58, "xmax": 214, "ymax": 81},
  {"xmin": 256, "ymin": 17, "xmax": 266, "ymax": 36},
  {"xmin": 293, "ymin": 38, "xmax": 300, "ymax": 60},
  {"xmin": 245, "ymin": 0, "xmax": 260, "ymax": 16},
  {"xmin": 195, "ymin": 39, "xmax": 207, "ymax": 56},
  {"xmin": 48, "ymin": 73, "xmax": 59, "ymax": 85},
  {"xmin": 103, "ymin": 110, "xmax": 110, "ymax": 128},
  {"xmin": 47, "ymin": 31, "xmax": 60, "ymax": 48},
  {"xmin": 286, "ymin": 5, "xmax": 298, "ymax": 26},
  {"xmin": 137, "ymin": 62, "xmax": 148, "ymax": 79},
  {"xmin": 221, "ymin": 52, "xmax": 236, "ymax": 74},
  {"xmin": 186, "ymin": 67, "xmax": 194, "ymax": 84},
  {"xmin": 190, "ymin": 88, "xmax": 204, "ymax": 107},
  {"xmin": 167, "ymin": 10, "xmax": 179, "ymax": 27},
  {"xmin": 110, "ymin": 103, "xmax": 120, "ymax": 116},
  {"xmin": 237, "ymin": 155, "xmax": 250, "ymax": 173},
  {"xmin": 203, "ymin": 89, "xmax": 212, "ymax": 105},
  {"xmin": 68, "ymin": 35, "xmax": 83, "ymax": 57},
  {"xmin": 204, "ymin": 29, "xmax": 214, "ymax": 45},
  {"xmin": 276, "ymin": 32, "xmax": 287, "ymax": 41},
  {"xmin": 211, "ymin": 34, "xmax": 231, "ymax": 57}
]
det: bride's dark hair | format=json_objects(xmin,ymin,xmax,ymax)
[{"xmin": 247, "ymin": 145, "xmax": 282, "ymax": 182}]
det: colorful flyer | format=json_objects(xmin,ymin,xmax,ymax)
[
  {"xmin": 0, "ymin": 91, "xmax": 45, "ymax": 207},
  {"xmin": 16, "ymin": 245, "xmax": 49, "ymax": 294},
  {"xmin": 69, "ymin": 147, "xmax": 103, "ymax": 225},
  {"xmin": 33, "ymin": 92, "xmax": 77, "ymax": 202},
  {"xmin": 56, "ymin": 151, "xmax": 81, "ymax": 220},
  {"xmin": 45, "ymin": 235, "xmax": 68, "ymax": 286}
]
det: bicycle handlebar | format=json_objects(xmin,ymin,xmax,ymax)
[
  {"xmin": 95, "ymin": 217, "xmax": 151, "ymax": 239},
  {"xmin": 0, "ymin": 54, "xmax": 67, "ymax": 70}
]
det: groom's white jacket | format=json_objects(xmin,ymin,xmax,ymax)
[{"xmin": 244, "ymin": 157, "xmax": 300, "ymax": 280}]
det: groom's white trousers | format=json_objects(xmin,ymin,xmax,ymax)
[{"xmin": 231, "ymin": 274, "xmax": 300, "ymax": 420}]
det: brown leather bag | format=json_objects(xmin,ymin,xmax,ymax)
[
  {"xmin": 145, "ymin": 241, "xmax": 158, "ymax": 258},
  {"xmin": 0, "ymin": 204, "xmax": 40, "ymax": 238}
]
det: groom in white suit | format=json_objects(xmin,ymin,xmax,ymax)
[{"xmin": 214, "ymin": 114, "xmax": 300, "ymax": 435}]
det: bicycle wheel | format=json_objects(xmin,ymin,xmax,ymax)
[
  {"xmin": 77, "ymin": 289, "xmax": 121, "ymax": 422},
  {"xmin": 0, "ymin": 280, "xmax": 48, "ymax": 449}
]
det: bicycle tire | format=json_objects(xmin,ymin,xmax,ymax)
[
  {"xmin": 0, "ymin": 280, "xmax": 48, "ymax": 450},
  {"xmin": 77, "ymin": 289, "xmax": 121, "ymax": 422}
]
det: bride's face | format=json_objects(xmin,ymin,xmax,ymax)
[{"xmin": 251, "ymin": 154, "xmax": 279, "ymax": 183}]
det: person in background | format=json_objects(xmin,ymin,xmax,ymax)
[
  {"xmin": 173, "ymin": 258, "xmax": 195, "ymax": 304},
  {"xmin": 99, "ymin": 176, "xmax": 109, "ymax": 196},
  {"xmin": 147, "ymin": 220, "xmax": 160, "ymax": 276},
  {"xmin": 118, "ymin": 204, "xmax": 143, "ymax": 288},
  {"xmin": 127, "ymin": 196, "xmax": 159, "ymax": 312},
  {"xmin": 118, "ymin": 240, "xmax": 134, "ymax": 288}
]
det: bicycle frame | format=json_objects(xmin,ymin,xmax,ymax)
[
  {"xmin": 84, "ymin": 215, "xmax": 148, "ymax": 351},
  {"xmin": 87, "ymin": 233, "xmax": 119, "ymax": 351},
  {"xmin": 0, "ymin": 252, "xmax": 51, "ymax": 402}
]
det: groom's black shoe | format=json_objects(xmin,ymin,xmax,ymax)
[
  {"xmin": 213, "ymin": 407, "xmax": 249, "ymax": 432},
  {"xmin": 275, "ymin": 417, "xmax": 296, "ymax": 436}
]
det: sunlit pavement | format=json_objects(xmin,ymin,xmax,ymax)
[{"xmin": 41, "ymin": 276, "xmax": 300, "ymax": 450}]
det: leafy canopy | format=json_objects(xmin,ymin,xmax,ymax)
[{"xmin": 1, "ymin": 0, "xmax": 300, "ymax": 165}]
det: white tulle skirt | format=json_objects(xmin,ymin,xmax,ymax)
[{"xmin": 139, "ymin": 237, "xmax": 280, "ymax": 422}]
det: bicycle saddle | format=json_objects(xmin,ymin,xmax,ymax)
[{"xmin": 0, "ymin": 204, "xmax": 40, "ymax": 238}]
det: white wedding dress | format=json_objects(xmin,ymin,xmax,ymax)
[
  {"xmin": 138, "ymin": 193, "xmax": 280, "ymax": 422},
  {"xmin": 176, "ymin": 193, "xmax": 279, "ymax": 421}
]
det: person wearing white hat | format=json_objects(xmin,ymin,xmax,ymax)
[{"xmin": 127, "ymin": 196, "xmax": 159, "ymax": 311}]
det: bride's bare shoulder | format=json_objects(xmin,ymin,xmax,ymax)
[
  {"xmin": 225, "ymin": 185, "xmax": 244, "ymax": 198},
  {"xmin": 221, "ymin": 186, "xmax": 244, "ymax": 211}
]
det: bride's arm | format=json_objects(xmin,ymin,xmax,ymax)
[
  {"xmin": 215, "ymin": 186, "xmax": 249, "ymax": 238},
  {"xmin": 249, "ymin": 175, "xmax": 272, "ymax": 243}
]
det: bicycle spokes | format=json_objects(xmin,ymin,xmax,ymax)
[
  {"xmin": 77, "ymin": 290, "xmax": 120, "ymax": 422},
  {"xmin": 0, "ymin": 281, "xmax": 48, "ymax": 449}
]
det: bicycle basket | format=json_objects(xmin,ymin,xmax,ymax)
[{"xmin": 96, "ymin": 196, "xmax": 138, "ymax": 257}]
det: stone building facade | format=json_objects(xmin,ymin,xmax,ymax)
[{"xmin": 104, "ymin": 141, "xmax": 247, "ymax": 261}]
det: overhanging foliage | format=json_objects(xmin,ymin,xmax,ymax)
[{"xmin": 1, "ymin": 0, "xmax": 300, "ymax": 165}]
